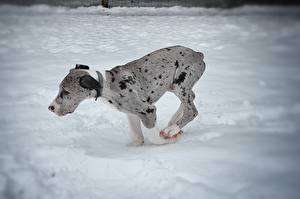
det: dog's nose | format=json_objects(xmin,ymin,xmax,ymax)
[{"xmin": 48, "ymin": 105, "xmax": 55, "ymax": 112}]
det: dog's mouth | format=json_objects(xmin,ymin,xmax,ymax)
[
  {"xmin": 55, "ymin": 110, "xmax": 74, "ymax": 116},
  {"xmin": 64, "ymin": 111, "xmax": 74, "ymax": 115}
]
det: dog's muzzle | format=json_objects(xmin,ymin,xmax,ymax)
[{"xmin": 48, "ymin": 103, "xmax": 72, "ymax": 116}]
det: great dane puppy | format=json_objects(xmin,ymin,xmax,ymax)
[{"xmin": 49, "ymin": 46, "xmax": 205, "ymax": 145}]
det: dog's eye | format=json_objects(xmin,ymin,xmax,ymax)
[{"xmin": 60, "ymin": 89, "xmax": 70, "ymax": 98}]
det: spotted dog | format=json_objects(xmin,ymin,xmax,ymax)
[{"xmin": 49, "ymin": 46, "xmax": 205, "ymax": 145}]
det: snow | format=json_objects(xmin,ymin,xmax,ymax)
[{"xmin": 1, "ymin": 4, "xmax": 300, "ymax": 199}]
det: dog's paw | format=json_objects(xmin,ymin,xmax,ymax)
[{"xmin": 160, "ymin": 124, "xmax": 182, "ymax": 139}]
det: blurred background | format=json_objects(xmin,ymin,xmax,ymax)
[
  {"xmin": 0, "ymin": 1, "xmax": 299, "ymax": 199},
  {"xmin": 0, "ymin": 0, "xmax": 300, "ymax": 7}
]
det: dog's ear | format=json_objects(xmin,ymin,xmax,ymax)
[
  {"xmin": 75, "ymin": 64, "xmax": 89, "ymax": 70},
  {"xmin": 79, "ymin": 75, "xmax": 102, "ymax": 98}
]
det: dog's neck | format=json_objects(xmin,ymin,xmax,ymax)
[{"xmin": 86, "ymin": 70, "xmax": 115, "ymax": 100}]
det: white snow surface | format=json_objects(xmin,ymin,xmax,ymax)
[{"xmin": 0, "ymin": 5, "xmax": 300, "ymax": 199}]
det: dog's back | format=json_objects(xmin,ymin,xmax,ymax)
[{"xmin": 107, "ymin": 46, "xmax": 205, "ymax": 104}]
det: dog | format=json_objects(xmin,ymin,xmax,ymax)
[{"xmin": 48, "ymin": 46, "xmax": 205, "ymax": 145}]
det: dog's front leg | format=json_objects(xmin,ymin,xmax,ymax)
[
  {"xmin": 137, "ymin": 104, "xmax": 157, "ymax": 129},
  {"xmin": 136, "ymin": 105, "xmax": 180, "ymax": 145},
  {"xmin": 127, "ymin": 114, "xmax": 144, "ymax": 146}
]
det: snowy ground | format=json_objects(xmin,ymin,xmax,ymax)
[{"xmin": 0, "ymin": 5, "xmax": 300, "ymax": 199}]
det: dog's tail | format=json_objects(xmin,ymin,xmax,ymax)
[
  {"xmin": 197, "ymin": 51, "xmax": 206, "ymax": 73},
  {"xmin": 197, "ymin": 51, "xmax": 204, "ymax": 60}
]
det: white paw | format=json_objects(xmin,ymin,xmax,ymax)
[
  {"xmin": 143, "ymin": 125, "xmax": 182, "ymax": 145},
  {"xmin": 160, "ymin": 124, "xmax": 181, "ymax": 139}
]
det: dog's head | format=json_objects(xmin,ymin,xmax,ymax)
[{"xmin": 48, "ymin": 64, "xmax": 103, "ymax": 116}]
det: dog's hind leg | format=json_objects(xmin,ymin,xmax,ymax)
[
  {"xmin": 161, "ymin": 90, "xmax": 198, "ymax": 139},
  {"xmin": 127, "ymin": 114, "xmax": 144, "ymax": 146},
  {"xmin": 161, "ymin": 59, "xmax": 202, "ymax": 138},
  {"xmin": 143, "ymin": 120, "xmax": 182, "ymax": 145},
  {"xmin": 174, "ymin": 90, "xmax": 198, "ymax": 129},
  {"xmin": 168, "ymin": 103, "xmax": 184, "ymax": 126}
]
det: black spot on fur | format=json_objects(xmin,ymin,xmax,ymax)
[
  {"xmin": 112, "ymin": 69, "xmax": 119, "ymax": 73},
  {"xmin": 108, "ymin": 71, "xmax": 115, "ymax": 82},
  {"xmin": 174, "ymin": 72, "xmax": 187, "ymax": 85},
  {"xmin": 185, "ymin": 65, "xmax": 190, "ymax": 70},
  {"xmin": 129, "ymin": 89, "xmax": 132, "ymax": 92},
  {"xmin": 144, "ymin": 69, "xmax": 148, "ymax": 73},
  {"xmin": 123, "ymin": 76, "xmax": 136, "ymax": 85},
  {"xmin": 138, "ymin": 68, "xmax": 142, "ymax": 72},
  {"xmin": 119, "ymin": 81, "xmax": 127, "ymax": 90},
  {"xmin": 147, "ymin": 97, "xmax": 151, "ymax": 103},
  {"xmin": 151, "ymin": 91, "xmax": 154, "ymax": 94},
  {"xmin": 118, "ymin": 76, "xmax": 136, "ymax": 90},
  {"xmin": 154, "ymin": 77, "xmax": 157, "ymax": 80},
  {"xmin": 145, "ymin": 59, "xmax": 148, "ymax": 61},
  {"xmin": 160, "ymin": 83, "xmax": 163, "ymax": 86},
  {"xmin": 108, "ymin": 71, "xmax": 114, "ymax": 77},
  {"xmin": 108, "ymin": 100, "xmax": 113, "ymax": 104},
  {"xmin": 147, "ymin": 54, "xmax": 150, "ymax": 56},
  {"xmin": 120, "ymin": 94, "xmax": 125, "ymax": 98},
  {"xmin": 146, "ymin": 108, "xmax": 154, "ymax": 114},
  {"xmin": 138, "ymin": 112, "xmax": 146, "ymax": 115},
  {"xmin": 158, "ymin": 75, "xmax": 162, "ymax": 79},
  {"xmin": 182, "ymin": 87, "xmax": 186, "ymax": 96},
  {"xmin": 161, "ymin": 65, "xmax": 165, "ymax": 68},
  {"xmin": 175, "ymin": 60, "xmax": 179, "ymax": 68},
  {"xmin": 166, "ymin": 48, "xmax": 171, "ymax": 51},
  {"xmin": 118, "ymin": 103, "xmax": 122, "ymax": 106}
]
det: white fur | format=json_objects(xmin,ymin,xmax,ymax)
[
  {"xmin": 161, "ymin": 124, "xmax": 181, "ymax": 137},
  {"xmin": 127, "ymin": 114, "xmax": 144, "ymax": 145},
  {"xmin": 168, "ymin": 104, "xmax": 184, "ymax": 126},
  {"xmin": 143, "ymin": 124, "xmax": 180, "ymax": 145},
  {"xmin": 87, "ymin": 70, "xmax": 99, "ymax": 81}
]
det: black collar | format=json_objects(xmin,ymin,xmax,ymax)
[{"xmin": 95, "ymin": 71, "xmax": 103, "ymax": 101}]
